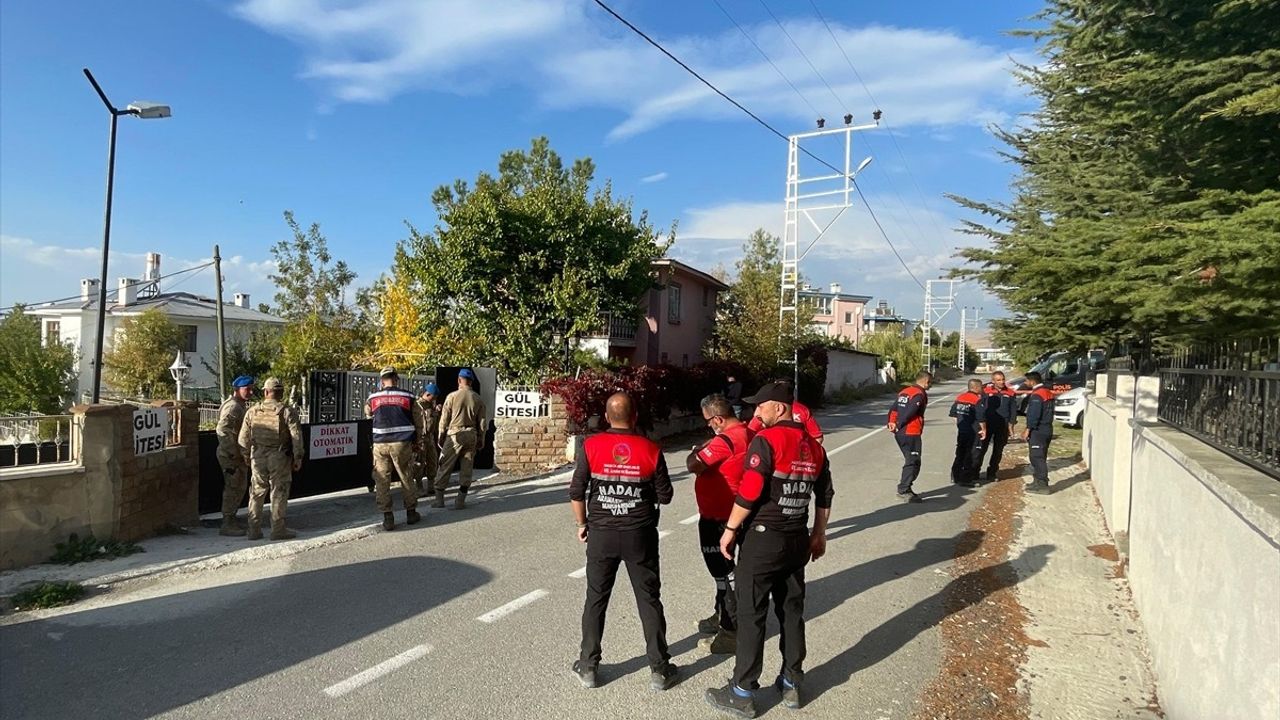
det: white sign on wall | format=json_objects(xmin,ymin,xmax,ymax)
[
  {"xmin": 310, "ymin": 422, "xmax": 357, "ymax": 459},
  {"xmin": 133, "ymin": 407, "xmax": 170, "ymax": 456},
  {"xmin": 495, "ymin": 389, "xmax": 549, "ymax": 419}
]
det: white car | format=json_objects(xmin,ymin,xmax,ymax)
[{"xmin": 1053, "ymin": 386, "xmax": 1090, "ymax": 428}]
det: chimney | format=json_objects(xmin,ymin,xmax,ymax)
[
  {"xmin": 878, "ymin": 300, "xmax": 889, "ymax": 313},
  {"xmin": 80, "ymin": 278, "xmax": 99, "ymax": 302},
  {"xmin": 144, "ymin": 253, "xmax": 161, "ymax": 282},
  {"xmin": 829, "ymin": 282, "xmax": 842, "ymax": 294},
  {"xmin": 117, "ymin": 278, "xmax": 138, "ymax": 307},
  {"xmin": 233, "ymin": 293, "xmax": 250, "ymax": 309}
]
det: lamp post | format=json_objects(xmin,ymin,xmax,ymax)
[
  {"xmin": 169, "ymin": 350, "xmax": 191, "ymax": 401},
  {"xmin": 83, "ymin": 68, "xmax": 171, "ymax": 403}
]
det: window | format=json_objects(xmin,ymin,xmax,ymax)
[
  {"xmin": 44, "ymin": 320, "xmax": 60, "ymax": 346},
  {"xmin": 667, "ymin": 282, "xmax": 682, "ymax": 323},
  {"xmin": 179, "ymin": 325, "xmax": 198, "ymax": 353},
  {"xmin": 844, "ymin": 311, "xmax": 854, "ymax": 324},
  {"xmin": 807, "ymin": 296, "xmax": 833, "ymax": 315}
]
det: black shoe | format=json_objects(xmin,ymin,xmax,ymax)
[
  {"xmin": 705, "ymin": 684, "xmax": 757, "ymax": 718},
  {"xmin": 774, "ymin": 676, "xmax": 802, "ymax": 709},
  {"xmin": 954, "ymin": 479, "xmax": 977, "ymax": 488},
  {"xmin": 897, "ymin": 491, "xmax": 923, "ymax": 504},
  {"xmin": 405, "ymin": 508, "xmax": 421, "ymax": 525},
  {"xmin": 985, "ymin": 470, "xmax": 997, "ymax": 483},
  {"xmin": 1026, "ymin": 482, "xmax": 1052, "ymax": 495},
  {"xmin": 697, "ymin": 611, "xmax": 720, "ymax": 634},
  {"xmin": 571, "ymin": 660, "xmax": 597, "ymax": 689},
  {"xmin": 382, "ymin": 512, "xmax": 395, "ymax": 531},
  {"xmin": 650, "ymin": 662, "xmax": 680, "ymax": 691}
]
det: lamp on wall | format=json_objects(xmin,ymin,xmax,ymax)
[{"xmin": 169, "ymin": 350, "xmax": 191, "ymax": 401}]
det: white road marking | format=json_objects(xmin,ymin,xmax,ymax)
[
  {"xmin": 568, "ymin": 567, "xmax": 587, "ymax": 579},
  {"xmin": 323, "ymin": 644, "xmax": 432, "ymax": 698},
  {"xmin": 477, "ymin": 589, "xmax": 550, "ymax": 623},
  {"xmin": 658, "ymin": 529, "xmax": 672, "ymax": 540},
  {"xmin": 679, "ymin": 513, "xmax": 700, "ymax": 525},
  {"xmin": 827, "ymin": 427, "xmax": 885, "ymax": 457}
]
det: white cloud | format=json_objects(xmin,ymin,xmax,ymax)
[
  {"xmin": 640, "ymin": 171, "xmax": 668, "ymax": 184},
  {"xmin": 233, "ymin": 1, "xmax": 1030, "ymax": 139}
]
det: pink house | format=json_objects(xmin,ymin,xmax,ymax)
[
  {"xmin": 801, "ymin": 283, "xmax": 871, "ymax": 347},
  {"xmin": 584, "ymin": 259, "xmax": 729, "ymax": 367}
]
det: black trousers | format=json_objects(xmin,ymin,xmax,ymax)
[
  {"xmin": 579, "ymin": 526, "xmax": 670, "ymax": 671},
  {"xmin": 699, "ymin": 518, "xmax": 737, "ymax": 632},
  {"xmin": 979, "ymin": 420, "xmax": 1010, "ymax": 477},
  {"xmin": 1028, "ymin": 431, "xmax": 1052, "ymax": 484},
  {"xmin": 732, "ymin": 526, "xmax": 810, "ymax": 691},
  {"xmin": 895, "ymin": 434, "xmax": 922, "ymax": 494},
  {"xmin": 951, "ymin": 431, "xmax": 979, "ymax": 484}
]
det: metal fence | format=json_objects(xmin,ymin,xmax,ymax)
[
  {"xmin": 1157, "ymin": 337, "xmax": 1279, "ymax": 480},
  {"xmin": 0, "ymin": 414, "xmax": 79, "ymax": 468}
]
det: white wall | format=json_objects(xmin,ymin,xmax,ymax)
[{"xmin": 825, "ymin": 350, "xmax": 879, "ymax": 396}]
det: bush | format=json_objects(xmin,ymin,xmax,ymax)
[
  {"xmin": 12, "ymin": 581, "xmax": 86, "ymax": 610},
  {"xmin": 50, "ymin": 533, "xmax": 144, "ymax": 565},
  {"xmin": 542, "ymin": 363, "xmax": 737, "ymax": 433},
  {"xmin": 827, "ymin": 382, "xmax": 899, "ymax": 405}
]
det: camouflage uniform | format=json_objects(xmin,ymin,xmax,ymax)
[
  {"xmin": 215, "ymin": 394, "xmax": 250, "ymax": 534},
  {"xmin": 238, "ymin": 391, "xmax": 303, "ymax": 540},
  {"xmin": 416, "ymin": 398, "xmax": 441, "ymax": 489},
  {"xmin": 364, "ymin": 385, "xmax": 425, "ymax": 516},
  {"xmin": 435, "ymin": 385, "xmax": 487, "ymax": 497}
]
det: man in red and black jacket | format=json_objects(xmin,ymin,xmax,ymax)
[
  {"xmin": 705, "ymin": 382, "xmax": 833, "ymax": 716},
  {"xmin": 1022, "ymin": 372, "xmax": 1056, "ymax": 494},
  {"xmin": 887, "ymin": 370, "xmax": 933, "ymax": 502},
  {"xmin": 747, "ymin": 392, "xmax": 824, "ymax": 444},
  {"xmin": 686, "ymin": 394, "xmax": 754, "ymax": 654},
  {"xmin": 948, "ymin": 378, "xmax": 987, "ymax": 488},
  {"xmin": 568, "ymin": 393, "xmax": 678, "ymax": 692},
  {"xmin": 975, "ymin": 370, "xmax": 1018, "ymax": 483}
]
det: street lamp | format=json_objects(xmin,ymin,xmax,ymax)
[
  {"xmin": 169, "ymin": 350, "xmax": 191, "ymax": 401},
  {"xmin": 83, "ymin": 68, "xmax": 171, "ymax": 404}
]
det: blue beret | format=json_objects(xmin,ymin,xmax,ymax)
[
  {"xmin": 425, "ymin": 382, "xmax": 439, "ymax": 396},
  {"xmin": 459, "ymin": 368, "xmax": 476, "ymax": 380},
  {"xmin": 232, "ymin": 375, "xmax": 255, "ymax": 388}
]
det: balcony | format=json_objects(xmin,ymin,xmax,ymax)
[{"xmin": 589, "ymin": 312, "xmax": 639, "ymax": 347}]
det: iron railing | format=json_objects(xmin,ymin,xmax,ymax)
[
  {"xmin": 590, "ymin": 312, "xmax": 639, "ymax": 342},
  {"xmin": 0, "ymin": 414, "xmax": 79, "ymax": 468},
  {"xmin": 1157, "ymin": 337, "xmax": 1279, "ymax": 480}
]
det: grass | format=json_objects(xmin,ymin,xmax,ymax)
[
  {"xmin": 11, "ymin": 581, "xmax": 87, "ymax": 611},
  {"xmin": 50, "ymin": 533, "xmax": 145, "ymax": 565},
  {"xmin": 1049, "ymin": 425, "xmax": 1084, "ymax": 460}
]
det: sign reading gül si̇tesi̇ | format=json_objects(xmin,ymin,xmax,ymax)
[
  {"xmin": 310, "ymin": 422, "xmax": 357, "ymax": 459},
  {"xmin": 133, "ymin": 407, "xmax": 170, "ymax": 456},
  {"xmin": 495, "ymin": 389, "xmax": 549, "ymax": 419}
]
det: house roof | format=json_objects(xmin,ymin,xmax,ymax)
[
  {"xmin": 798, "ymin": 288, "xmax": 873, "ymax": 303},
  {"xmin": 29, "ymin": 291, "xmax": 285, "ymax": 324},
  {"xmin": 654, "ymin": 258, "xmax": 730, "ymax": 291}
]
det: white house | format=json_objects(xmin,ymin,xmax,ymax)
[{"xmin": 28, "ymin": 253, "xmax": 284, "ymax": 399}]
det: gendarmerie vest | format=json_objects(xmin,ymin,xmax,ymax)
[
  {"xmin": 737, "ymin": 420, "xmax": 833, "ymax": 533},
  {"xmin": 570, "ymin": 429, "xmax": 673, "ymax": 531},
  {"xmin": 368, "ymin": 387, "xmax": 417, "ymax": 444}
]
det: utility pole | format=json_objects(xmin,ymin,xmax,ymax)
[
  {"xmin": 780, "ymin": 116, "xmax": 878, "ymax": 394},
  {"xmin": 922, "ymin": 279, "xmax": 955, "ymax": 370},
  {"xmin": 213, "ymin": 244, "xmax": 227, "ymax": 398},
  {"xmin": 958, "ymin": 306, "xmax": 982, "ymax": 372}
]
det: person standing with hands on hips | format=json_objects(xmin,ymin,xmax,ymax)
[
  {"xmin": 568, "ymin": 393, "xmax": 679, "ymax": 692},
  {"xmin": 1022, "ymin": 371, "xmax": 1056, "ymax": 494},
  {"xmin": 705, "ymin": 381, "xmax": 832, "ymax": 717},
  {"xmin": 888, "ymin": 370, "xmax": 933, "ymax": 503}
]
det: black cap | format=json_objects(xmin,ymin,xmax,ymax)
[{"xmin": 744, "ymin": 381, "xmax": 793, "ymax": 405}]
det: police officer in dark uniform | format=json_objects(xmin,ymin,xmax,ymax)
[
  {"xmin": 1022, "ymin": 371, "xmax": 1056, "ymax": 494},
  {"xmin": 975, "ymin": 370, "xmax": 1017, "ymax": 483},
  {"xmin": 705, "ymin": 381, "xmax": 833, "ymax": 716},
  {"xmin": 569, "ymin": 392, "xmax": 679, "ymax": 692},
  {"xmin": 948, "ymin": 379, "xmax": 986, "ymax": 488},
  {"xmin": 887, "ymin": 370, "xmax": 932, "ymax": 502}
]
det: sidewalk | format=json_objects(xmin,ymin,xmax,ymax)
[{"xmin": 0, "ymin": 467, "xmax": 566, "ymax": 600}]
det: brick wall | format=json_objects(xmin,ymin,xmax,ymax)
[
  {"xmin": 116, "ymin": 401, "xmax": 200, "ymax": 541},
  {"xmin": 494, "ymin": 396, "xmax": 571, "ymax": 474}
]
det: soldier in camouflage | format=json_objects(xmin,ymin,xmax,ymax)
[
  {"xmin": 238, "ymin": 377, "xmax": 304, "ymax": 540},
  {"xmin": 415, "ymin": 383, "xmax": 442, "ymax": 493},
  {"xmin": 214, "ymin": 375, "xmax": 256, "ymax": 536}
]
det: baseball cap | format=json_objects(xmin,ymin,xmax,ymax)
[
  {"xmin": 379, "ymin": 366, "xmax": 397, "ymax": 378},
  {"xmin": 262, "ymin": 377, "xmax": 283, "ymax": 390},
  {"xmin": 231, "ymin": 375, "xmax": 255, "ymax": 388},
  {"xmin": 458, "ymin": 368, "xmax": 476, "ymax": 380},
  {"xmin": 744, "ymin": 381, "xmax": 793, "ymax": 405}
]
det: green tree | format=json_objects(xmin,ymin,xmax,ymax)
[
  {"xmin": 952, "ymin": 0, "xmax": 1280, "ymax": 354},
  {"xmin": 708, "ymin": 229, "xmax": 818, "ymax": 380},
  {"xmin": 861, "ymin": 329, "xmax": 923, "ymax": 382},
  {"xmin": 103, "ymin": 309, "xmax": 184, "ymax": 398},
  {"xmin": 199, "ymin": 328, "xmax": 279, "ymax": 386},
  {"xmin": 396, "ymin": 136, "xmax": 670, "ymax": 382},
  {"xmin": 0, "ymin": 307, "xmax": 77, "ymax": 413}
]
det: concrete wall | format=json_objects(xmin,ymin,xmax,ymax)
[
  {"xmin": 824, "ymin": 349, "xmax": 880, "ymax": 396},
  {"xmin": 0, "ymin": 402, "xmax": 200, "ymax": 569},
  {"xmin": 1127, "ymin": 424, "xmax": 1279, "ymax": 720}
]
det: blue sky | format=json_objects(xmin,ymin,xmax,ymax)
[{"xmin": 0, "ymin": 0, "xmax": 1041, "ymax": 332}]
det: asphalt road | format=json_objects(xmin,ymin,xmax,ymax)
[{"xmin": 1, "ymin": 381, "xmax": 984, "ymax": 720}]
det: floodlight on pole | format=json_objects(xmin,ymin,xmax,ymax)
[{"xmin": 83, "ymin": 68, "xmax": 171, "ymax": 404}]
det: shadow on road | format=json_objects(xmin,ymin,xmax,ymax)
[
  {"xmin": 826, "ymin": 484, "xmax": 976, "ymax": 542},
  {"xmin": 805, "ymin": 544, "xmax": 1055, "ymax": 702},
  {"xmin": 0, "ymin": 557, "xmax": 492, "ymax": 720}
]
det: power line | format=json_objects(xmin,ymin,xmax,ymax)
[
  {"xmin": 0, "ymin": 261, "xmax": 216, "ymax": 313},
  {"xmin": 709, "ymin": 0, "xmax": 820, "ymax": 118},
  {"xmin": 807, "ymin": 0, "xmax": 953, "ymax": 256},
  {"xmin": 591, "ymin": 0, "xmax": 926, "ymax": 290},
  {"xmin": 757, "ymin": 0, "xmax": 848, "ymax": 115}
]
